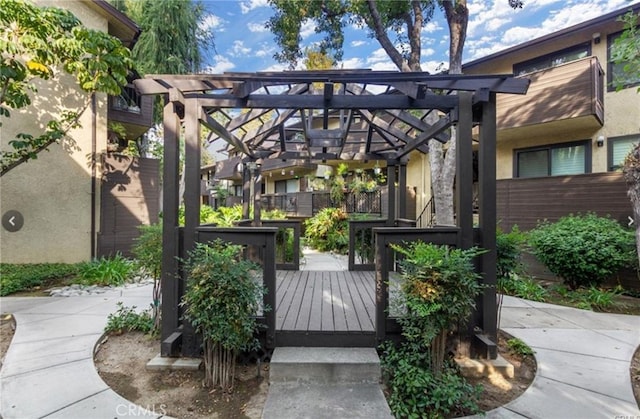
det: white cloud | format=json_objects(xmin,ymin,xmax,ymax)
[
  {"xmin": 366, "ymin": 48, "xmax": 392, "ymax": 65},
  {"xmin": 421, "ymin": 48, "xmax": 435, "ymax": 57},
  {"xmin": 248, "ymin": 21, "xmax": 269, "ymax": 33},
  {"xmin": 230, "ymin": 40, "xmax": 252, "ymax": 57},
  {"xmin": 253, "ymin": 43, "xmax": 276, "ymax": 58},
  {"xmin": 351, "ymin": 40, "xmax": 366, "ymax": 47},
  {"xmin": 200, "ymin": 14, "xmax": 224, "ymax": 32},
  {"xmin": 423, "ymin": 21, "xmax": 443, "ymax": 33},
  {"xmin": 300, "ymin": 20, "xmax": 317, "ymax": 39},
  {"xmin": 340, "ymin": 57, "xmax": 365, "ymax": 69},
  {"xmin": 240, "ymin": 0, "xmax": 269, "ymax": 14},
  {"xmin": 261, "ymin": 62, "xmax": 289, "ymax": 72},
  {"xmin": 203, "ymin": 55, "xmax": 235, "ymax": 74}
]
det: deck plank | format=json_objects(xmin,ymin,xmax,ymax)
[
  {"xmin": 331, "ymin": 271, "xmax": 349, "ymax": 331},
  {"xmin": 307, "ymin": 271, "xmax": 322, "ymax": 330},
  {"xmin": 320, "ymin": 272, "xmax": 334, "ymax": 331},
  {"xmin": 276, "ymin": 270, "xmax": 299, "ymax": 329},
  {"xmin": 294, "ymin": 270, "xmax": 314, "ymax": 330},
  {"xmin": 275, "ymin": 270, "xmax": 378, "ymax": 333}
]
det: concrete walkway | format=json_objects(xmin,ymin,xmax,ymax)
[
  {"xmin": 1, "ymin": 269, "xmax": 639, "ymax": 417},
  {"xmin": 0, "ymin": 285, "xmax": 164, "ymax": 419}
]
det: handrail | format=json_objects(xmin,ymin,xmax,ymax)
[{"xmin": 416, "ymin": 196, "xmax": 435, "ymax": 227}]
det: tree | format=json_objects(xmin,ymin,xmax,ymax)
[
  {"xmin": 267, "ymin": 0, "xmax": 521, "ymax": 225},
  {"xmin": 0, "ymin": 0, "xmax": 133, "ymax": 176},
  {"xmin": 614, "ymin": 11, "xmax": 640, "ymax": 265},
  {"xmin": 112, "ymin": 0, "xmax": 214, "ymax": 76},
  {"xmin": 610, "ymin": 11, "xmax": 640, "ymax": 92}
]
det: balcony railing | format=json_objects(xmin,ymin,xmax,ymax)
[
  {"xmin": 497, "ymin": 56, "xmax": 604, "ymax": 131},
  {"xmin": 108, "ymin": 85, "xmax": 154, "ymax": 139}
]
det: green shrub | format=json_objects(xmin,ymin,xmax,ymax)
[
  {"xmin": 380, "ymin": 341, "xmax": 482, "ymax": 418},
  {"xmin": 181, "ymin": 240, "xmax": 266, "ymax": 391},
  {"xmin": 0, "ymin": 263, "xmax": 79, "ymax": 296},
  {"xmin": 104, "ymin": 302, "xmax": 154, "ymax": 334},
  {"xmin": 528, "ymin": 213, "xmax": 635, "ymax": 289},
  {"xmin": 392, "ymin": 242, "xmax": 485, "ymax": 375},
  {"xmin": 132, "ymin": 223, "xmax": 162, "ymax": 331},
  {"xmin": 77, "ymin": 253, "xmax": 134, "ymax": 286},
  {"xmin": 496, "ymin": 225, "xmax": 526, "ymax": 281},
  {"xmin": 304, "ymin": 207, "xmax": 349, "ymax": 253},
  {"xmin": 499, "ymin": 273, "xmax": 548, "ymax": 302}
]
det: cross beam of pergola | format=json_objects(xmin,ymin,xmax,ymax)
[{"xmin": 134, "ymin": 70, "xmax": 529, "ymax": 357}]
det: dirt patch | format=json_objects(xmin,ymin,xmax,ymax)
[
  {"xmin": 93, "ymin": 332, "xmax": 268, "ymax": 419},
  {"xmin": 0, "ymin": 314, "xmax": 16, "ymax": 371},
  {"xmin": 92, "ymin": 330, "xmax": 535, "ymax": 418},
  {"xmin": 465, "ymin": 330, "xmax": 538, "ymax": 412}
]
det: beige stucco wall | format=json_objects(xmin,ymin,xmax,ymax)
[{"xmin": 0, "ymin": 1, "xmax": 109, "ymax": 263}]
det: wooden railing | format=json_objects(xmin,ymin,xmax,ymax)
[
  {"xmin": 193, "ymin": 226, "xmax": 278, "ymax": 349},
  {"xmin": 237, "ymin": 219, "xmax": 301, "ymax": 270},
  {"xmin": 373, "ymin": 227, "xmax": 460, "ymax": 344}
]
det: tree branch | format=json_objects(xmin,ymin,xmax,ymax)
[{"xmin": 366, "ymin": 0, "xmax": 412, "ymax": 72}]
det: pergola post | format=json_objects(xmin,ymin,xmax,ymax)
[
  {"xmin": 252, "ymin": 162, "xmax": 262, "ymax": 226},
  {"xmin": 455, "ymin": 91, "xmax": 476, "ymax": 358},
  {"xmin": 160, "ymin": 95, "xmax": 181, "ymax": 357},
  {"xmin": 398, "ymin": 160, "xmax": 407, "ymax": 219},
  {"xmin": 386, "ymin": 162, "xmax": 396, "ymax": 226},
  {"xmin": 242, "ymin": 164, "xmax": 251, "ymax": 219},
  {"xmin": 181, "ymin": 98, "xmax": 202, "ymax": 357},
  {"xmin": 479, "ymin": 92, "xmax": 498, "ymax": 345}
]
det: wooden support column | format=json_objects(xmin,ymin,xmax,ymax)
[
  {"xmin": 242, "ymin": 165, "xmax": 251, "ymax": 219},
  {"xmin": 386, "ymin": 162, "xmax": 396, "ymax": 226},
  {"xmin": 479, "ymin": 92, "xmax": 498, "ymax": 348},
  {"xmin": 456, "ymin": 91, "xmax": 474, "ymax": 251},
  {"xmin": 181, "ymin": 98, "xmax": 202, "ymax": 357},
  {"xmin": 252, "ymin": 163, "xmax": 262, "ymax": 226},
  {"xmin": 398, "ymin": 160, "xmax": 407, "ymax": 219},
  {"xmin": 161, "ymin": 95, "xmax": 181, "ymax": 356},
  {"xmin": 455, "ymin": 91, "xmax": 475, "ymax": 359}
]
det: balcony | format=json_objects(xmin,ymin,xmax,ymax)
[
  {"xmin": 497, "ymin": 57, "xmax": 604, "ymax": 138},
  {"xmin": 108, "ymin": 85, "xmax": 154, "ymax": 140}
]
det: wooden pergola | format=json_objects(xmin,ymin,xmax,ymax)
[{"xmin": 134, "ymin": 70, "xmax": 529, "ymax": 358}]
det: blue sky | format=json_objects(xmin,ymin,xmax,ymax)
[{"xmin": 198, "ymin": 0, "xmax": 636, "ymax": 74}]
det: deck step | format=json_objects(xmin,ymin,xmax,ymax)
[
  {"xmin": 263, "ymin": 347, "xmax": 392, "ymax": 418},
  {"xmin": 269, "ymin": 347, "xmax": 381, "ymax": 384}
]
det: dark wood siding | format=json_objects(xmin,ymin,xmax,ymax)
[
  {"xmin": 98, "ymin": 154, "xmax": 160, "ymax": 258},
  {"xmin": 497, "ymin": 172, "xmax": 630, "ymax": 231}
]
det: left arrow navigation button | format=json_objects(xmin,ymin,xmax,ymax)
[{"xmin": 2, "ymin": 210, "xmax": 24, "ymax": 232}]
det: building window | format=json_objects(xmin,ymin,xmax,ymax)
[
  {"xmin": 609, "ymin": 135, "xmax": 638, "ymax": 171},
  {"xmin": 607, "ymin": 31, "xmax": 640, "ymax": 91},
  {"xmin": 513, "ymin": 43, "xmax": 590, "ymax": 76},
  {"xmin": 515, "ymin": 141, "xmax": 591, "ymax": 178},
  {"xmin": 275, "ymin": 179, "xmax": 299, "ymax": 193}
]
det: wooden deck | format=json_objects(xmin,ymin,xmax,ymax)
[{"xmin": 275, "ymin": 270, "xmax": 376, "ymax": 332}]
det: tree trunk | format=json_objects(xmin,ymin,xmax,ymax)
[{"xmin": 623, "ymin": 143, "xmax": 640, "ymax": 265}]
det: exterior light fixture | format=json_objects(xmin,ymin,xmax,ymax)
[
  {"xmin": 596, "ymin": 135, "xmax": 605, "ymax": 147},
  {"xmin": 592, "ymin": 32, "xmax": 601, "ymax": 44}
]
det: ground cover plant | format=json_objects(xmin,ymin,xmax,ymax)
[
  {"xmin": 0, "ymin": 263, "xmax": 79, "ymax": 296},
  {"xmin": 77, "ymin": 253, "xmax": 134, "ymax": 286}
]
